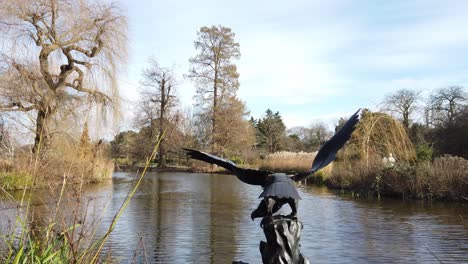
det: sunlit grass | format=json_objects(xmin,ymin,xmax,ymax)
[
  {"xmin": 0, "ymin": 171, "xmax": 33, "ymax": 191},
  {"xmin": 1, "ymin": 130, "xmax": 165, "ymax": 263},
  {"xmin": 259, "ymin": 151, "xmax": 333, "ymax": 176}
]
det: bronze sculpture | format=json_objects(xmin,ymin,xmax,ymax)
[
  {"xmin": 185, "ymin": 109, "xmax": 360, "ymax": 263},
  {"xmin": 184, "ymin": 109, "xmax": 360, "ymax": 222}
]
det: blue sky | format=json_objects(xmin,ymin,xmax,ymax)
[{"xmin": 117, "ymin": 0, "xmax": 468, "ymax": 129}]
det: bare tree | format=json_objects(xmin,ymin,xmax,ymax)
[
  {"xmin": 0, "ymin": 0, "xmax": 127, "ymax": 153},
  {"xmin": 0, "ymin": 116, "xmax": 17, "ymax": 162},
  {"xmin": 187, "ymin": 25, "xmax": 241, "ymax": 153},
  {"xmin": 139, "ymin": 59, "xmax": 177, "ymax": 167},
  {"xmin": 383, "ymin": 89, "xmax": 421, "ymax": 129},
  {"xmin": 428, "ymin": 86, "xmax": 466, "ymax": 127},
  {"xmin": 306, "ymin": 122, "xmax": 332, "ymax": 151}
]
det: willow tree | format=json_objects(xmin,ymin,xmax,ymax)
[
  {"xmin": 188, "ymin": 25, "xmax": 244, "ymax": 154},
  {"xmin": 0, "ymin": 0, "xmax": 127, "ymax": 153},
  {"xmin": 347, "ymin": 110, "xmax": 416, "ymax": 165}
]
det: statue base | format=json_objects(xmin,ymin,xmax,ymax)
[{"xmin": 259, "ymin": 215, "xmax": 309, "ymax": 264}]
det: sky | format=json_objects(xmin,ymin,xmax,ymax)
[{"xmin": 117, "ymin": 0, "xmax": 468, "ymax": 130}]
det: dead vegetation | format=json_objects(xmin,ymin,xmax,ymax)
[
  {"xmin": 258, "ymin": 151, "xmax": 332, "ymax": 175},
  {"xmin": 0, "ymin": 135, "xmax": 112, "ymax": 191},
  {"xmin": 327, "ymin": 111, "xmax": 467, "ymax": 200},
  {"xmin": 329, "ymin": 156, "xmax": 468, "ymax": 200}
]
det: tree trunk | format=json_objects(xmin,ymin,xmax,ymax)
[
  {"xmin": 158, "ymin": 80, "xmax": 167, "ymax": 168},
  {"xmin": 158, "ymin": 140, "xmax": 166, "ymax": 167},
  {"xmin": 403, "ymin": 111, "xmax": 409, "ymax": 129},
  {"xmin": 212, "ymin": 70, "xmax": 218, "ymax": 154},
  {"xmin": 32, "ymin": 108, "xmax": 51, "ymax": 154},
  {"xmin": 448, "ymin": 99, "xmax": 455, "ymax": 126}
]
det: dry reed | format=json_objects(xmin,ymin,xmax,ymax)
[
  {"xmin": 1, "ymin": 129, "xmax": 164, "ymax": 263},
  {"xmin": 258, "ymin": 151, "xmax": 333, "ymax": 176},
  {"xmin": 329, "ymin": 155, "xmax": 468, "ymax": 200}
]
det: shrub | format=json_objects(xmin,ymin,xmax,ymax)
[
  {"xmin": 229, "ymin": 156, "xmax": 244, "ymax": 165},
  {"xmin": 416, "ymin": 144, "xmax": 433, "ymax": 162},
  {"xmin": 329, "ymin": 155, "xmax": 468, "ymax": 200}
]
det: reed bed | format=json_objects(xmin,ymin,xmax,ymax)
[
  {"xmin": 329, "ymin": 155, "xmax": 468, "ymax": 200},
  {"xmin": 0, "ymin": 136, "xmax": 114, "ymax": 191},
  {"xmin": 258, "ymin": 151, "xmax": 333, "ymax": 176}
]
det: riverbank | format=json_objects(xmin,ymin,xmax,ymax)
[
  {"xmin": 119, "ymin": 156, "xmax": 468, "ymax": 202},
  {"xmin": 317, "ymin": 156, "xmax": 468, "ymax": 201},
  {"xmin": 253, "ymin": 150, "xmax": 468, "ymax": 202},
  {"xmin": 0, "ymin": 148, "xmax": 113, "ymax": 191}
]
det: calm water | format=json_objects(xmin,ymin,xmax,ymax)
[{"xmin": 1, "ymin": 172, "xmax": 468, "ymax": 263}]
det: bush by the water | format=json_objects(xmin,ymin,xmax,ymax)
[
  {"xmin": 0, "ymin": 171, "xmax": 33, "ymax": 191},
  {"xmin": 0, "ymin": 135, "xmax": 113, "ymax": 191},
  {"xmin": 254, "ymin": 148, "xmax": 467, "ymax": 201},
  {"xmin": 328, "ymin": 156, "xmax": 468, "ymax": 200}
]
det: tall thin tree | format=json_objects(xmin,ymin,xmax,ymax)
[
  {"xmin": 140, "ymin": 59, "xmax": 177, "ymax": 167},
  {"xmin": 188, "ymin": 25, "xmax": 241, "ymax": 153}
]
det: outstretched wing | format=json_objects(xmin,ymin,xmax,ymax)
[
  {"xmin": 183, "ymin": 148, "xmax": 271, "ymax": 186},
  {"xmin": 291, "ymin": 109, "xmax": 360, "ymax": 182}
]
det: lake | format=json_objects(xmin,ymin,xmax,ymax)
[{"xmin": 1, "ymin": 172, "xmax": 467, "ymax": 263}]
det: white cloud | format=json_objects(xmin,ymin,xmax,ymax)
[
  {"xmin": 116, "ymin": 0, "xmax": 468, "ymax": 130},
  {"xmin": 238, "ymin": 32, "xmax": 348, "ymax": 104},
  {"xmin": 282, "ymin": 110, "xmax": 357, "ymax": 129}
]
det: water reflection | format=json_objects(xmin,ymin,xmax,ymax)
[
  {"xmin": 299, "ymin": 185, "xmax": 468, "ymax": 263},
  {"xmin": 1, "ymin": 172, "xmax": 467, "ymax": 263},
  {"xmin": 89, "ymin": 172, "xmax": 264, "ymax": 263}
]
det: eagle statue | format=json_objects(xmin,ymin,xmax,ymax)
[{"xmin": 184, "ymin": 109, "xmax": 360, "ymax": 221}]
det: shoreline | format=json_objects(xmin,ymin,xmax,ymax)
[{"xmin": 114, "ymin": 168, "xmax": 468, "ymax": 203}]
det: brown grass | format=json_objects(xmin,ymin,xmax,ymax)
[
  {"xmin": 0, "ymin": 136, "xmax": 113, "ymax": 191},
  {"xmin": 258, "ymin": 151, "xmax": 333, "ymax": 175},
  {"xmin": 420, "ymin": 156, "xmax": 468, "ymax": 199},
  {"xmin": 1, "ymin": 130, "xmax": 165, "ymax": 263},
  {"xmin": 328, "ymin": 156, "xmax": 468, "ymax": 200}
]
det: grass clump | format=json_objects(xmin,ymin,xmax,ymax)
[
  {"xmin": 3, "ymin": 224, "xmax": 77, "ymax": 264},
  {"xmin": 0, "ymin": 171, "xmax": 33, "ymax": 191}
]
